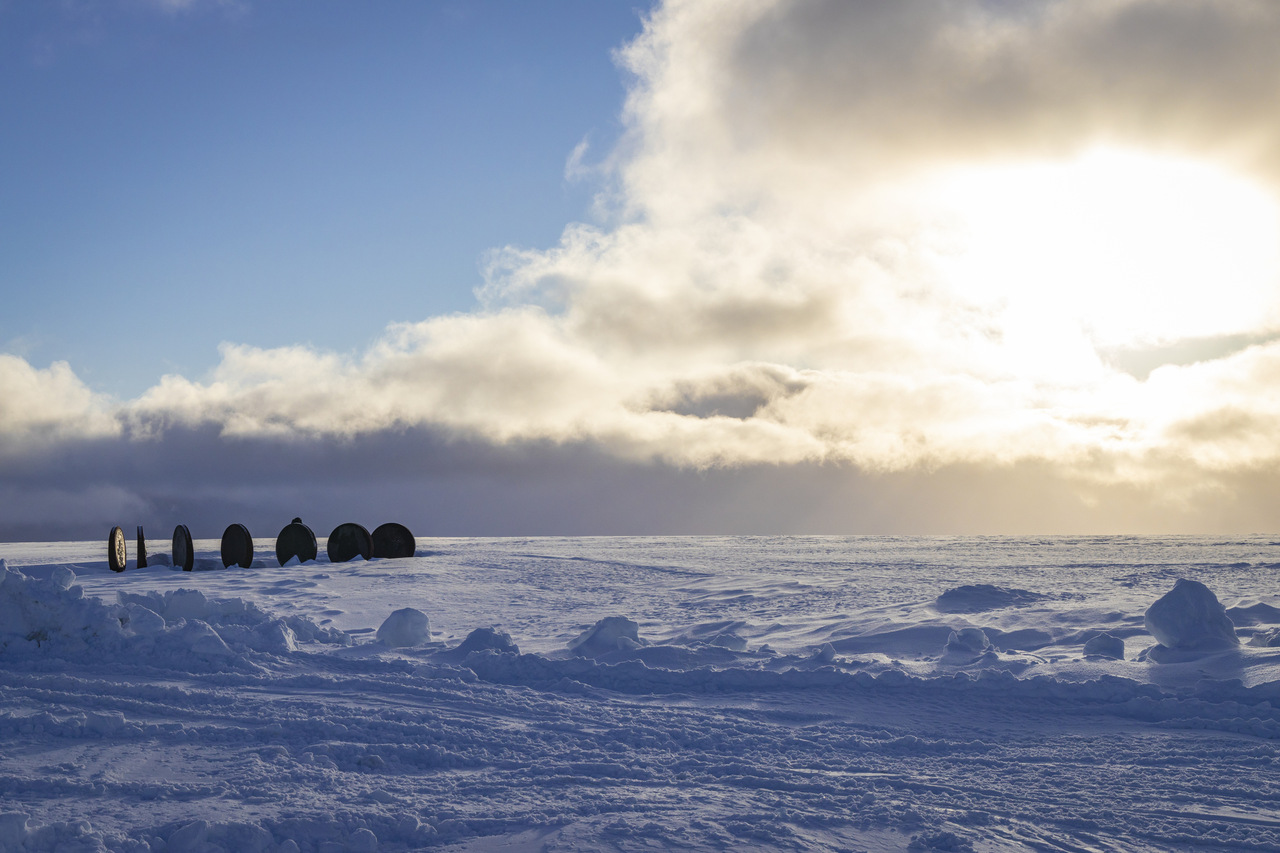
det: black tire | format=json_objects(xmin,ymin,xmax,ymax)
[
  {"xmin": 136, "ymin": 526, "xmax": 148, "ymax": 569},
  {"xmin": 327, "ymin": 522, "xmax": 372, "ymax": 563},
  {"xmin": 276, "ymin": 520, "xmax": 318, "ymax": 566},
  {"xmin": 173, "ymin": 524, "xmax": 194, "ymax": 572},
  {"xmin": 108, "ymin": 526, "xmax": 127, "ymax": 573},
  {"xmin": 371, "ymin": 522, "xmax": 415, "ymax": 559},
  {"xmin": 220, "ymin": 523, "xmax": 254, "ymax": 568}
]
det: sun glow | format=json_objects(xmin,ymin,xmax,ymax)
[{"xmin": 932, "ymin": 148, "xmax": 1280, "ymax": 349}]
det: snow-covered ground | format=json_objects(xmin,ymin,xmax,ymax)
[{"xmin": 3, "ymin": 535, "xmax": 1280, "ymax": 852}]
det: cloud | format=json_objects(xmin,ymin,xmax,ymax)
[
  {"xmin": 133, "ymin": 0, "xmax": 246, "ymax": 15},
  {"xmin": 6, "ymin": 0, "xmax": 1280, "ymax": 533},
  {"xmin": 616, "ymin": 0, "xmax": 1280, "ymax": 212},
  {"xmin": 0, "ymin": 355, "xmax": 119, "ymax": 451}
]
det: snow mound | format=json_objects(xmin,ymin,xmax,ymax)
[
  {"xmin": 1083, "ymin": 632, "xmax": 1125, "ymax": 659},
  {"xmin": 935, "ymin": 584, "xmax": 1046, "ymax": 613},
  {"xmin": 1144, "ymin": 579, "xmax": 1239, "ymax": 652},
  {"xmin": 376, "ymin": 607, "xmax": 431, "ymax": 647},
  {"xmin": 455, "ymin": 626, "xmax": 519, "ymax": 656},
  {"xmin": 1227, "ymin": 601, "xmax": 1280, "ymax": 626},
  {"xmin": 944, "ymin": 627, "xmax": 993, "ymax": 655},
  {"xmin": 568, "ymin": 616, "xmax": 644, "ymax": 657}
]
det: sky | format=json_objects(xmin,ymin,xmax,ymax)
[{"xmin": 4, "ymin": 0, "xmax": 1280, "ymax": 540}]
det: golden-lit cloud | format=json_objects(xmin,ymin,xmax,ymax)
[
  {"xmin": 0, "ymin": 355, "xmax": 119, "ymax": 450},
  {"xmin": 7, "ymin": 0, "xmax": 1280, "ymax": 524}
]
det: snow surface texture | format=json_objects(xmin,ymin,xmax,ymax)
[{"xmin": 3, "ymin": 536, "xmax": 1280, "ymax": 852}]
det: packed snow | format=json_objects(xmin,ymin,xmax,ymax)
[{"xmin": 3, "ymin": 534, "xmax": 1280, "ymax": 852}]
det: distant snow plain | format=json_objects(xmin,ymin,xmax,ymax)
[{"xmin": 3, "ymin": 534, "xmax": 1280, "ymax": 852}]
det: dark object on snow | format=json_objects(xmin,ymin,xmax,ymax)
[
  {"xmin": 108, "ymin": 526, "xmax": 127, "ymax": 573},
  {"xmin": 371, "ymin": 522, "xmax": 415, "ymax": 559},
  {"xmin": 327, "ymin": 522, "xmax": 372, "ymax": 563},
  {"xmin": 173, "ymin": 524, "xmax": 194, "ymax": 572},
  {"xmin": 276, "ymin": 518, "xmax": 318, "ymax": 566},
  {"xmin": 136, "ymin": 526, "xmax": 148, "ymax": 569},
  {"xmin": 220, "ymin": 523, "xmax": 254, "ymax": 568}
]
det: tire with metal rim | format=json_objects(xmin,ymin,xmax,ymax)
[{"xmin": 108, "ymin": 526, "xmax": 127, "ymax": 573}]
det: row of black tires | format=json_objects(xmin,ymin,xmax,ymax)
[{"xmin": 107, "ymin": 519, "xmax": 415, "ymax": 573}]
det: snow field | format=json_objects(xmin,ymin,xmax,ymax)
[{"xmin": 2, "ymin": 536, "xmax": 1280, "ymax": 851}]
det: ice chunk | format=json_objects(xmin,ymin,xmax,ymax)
[
  {"xmin": 809, "ymin": 642, "xmax": 836, "ymax": 663},
  {"xmin": 1249, "ymin": 627, "xmax": 1280, "ymax": 648},
  {"xmin": 376, "ymin": 607, "xmax": 431, "ymax": 647},
  {"xmin": 1144, "ymin": 579, "xmax": 1239, "ymax": 650},
  {"xmin": 1083, "ymin": 632, "xmax": 1124, "ymax": 659},
  {"xmin": 568, "ymin": 616, "xmax": 643, "ymax": 657}
]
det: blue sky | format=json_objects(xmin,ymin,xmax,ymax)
[{"xmin": 1, "ymin": 0, "xmax": 646, "ymax": 397}]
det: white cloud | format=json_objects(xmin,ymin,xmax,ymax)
[{"xmin": 0, "ymin": 355, "xmax": 120, "ymax": 451}]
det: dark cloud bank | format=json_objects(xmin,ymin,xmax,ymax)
[{"xmin": 5, "ymin": 426, "xmax": 1279, "ymax": 542}]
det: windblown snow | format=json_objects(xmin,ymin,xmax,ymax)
[{"xmin": 3, "ymin": 535, "xmax": 1280, "ymax": 852}]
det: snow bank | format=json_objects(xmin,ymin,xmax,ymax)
[
  {"xmin": 0, "ymin": 562, "xmax": 348, "ymax": 671},
  {"xmin": 0, "ymin": 560, "xmax": 121, "ymax": 654}
]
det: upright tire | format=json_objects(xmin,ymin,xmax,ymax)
[
  {"xmin": 220, "ymin": 523, "xmax": 253, "ymax": 569},
  {"xmin": 371, "ymin": 522, "xmax": 415, "ymax": 559},
  {"xmin": 173, "ymin": 524, "xmax": 194, "ymax": 572},
  {"xmin": 327, "ymin": 523, "xmax": 372, "ymax": 563},
  {"xmin": 108, "ymin": 526, "xmax": 127, "ymax": 573},
  {"xmin": 276, "ymin": 518, "xmax": 318, "ymax": 566}
]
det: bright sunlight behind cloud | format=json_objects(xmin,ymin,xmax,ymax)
[{"xmin": 6, "ymin": 0, "xmax": 1280, "ymax": 532}]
